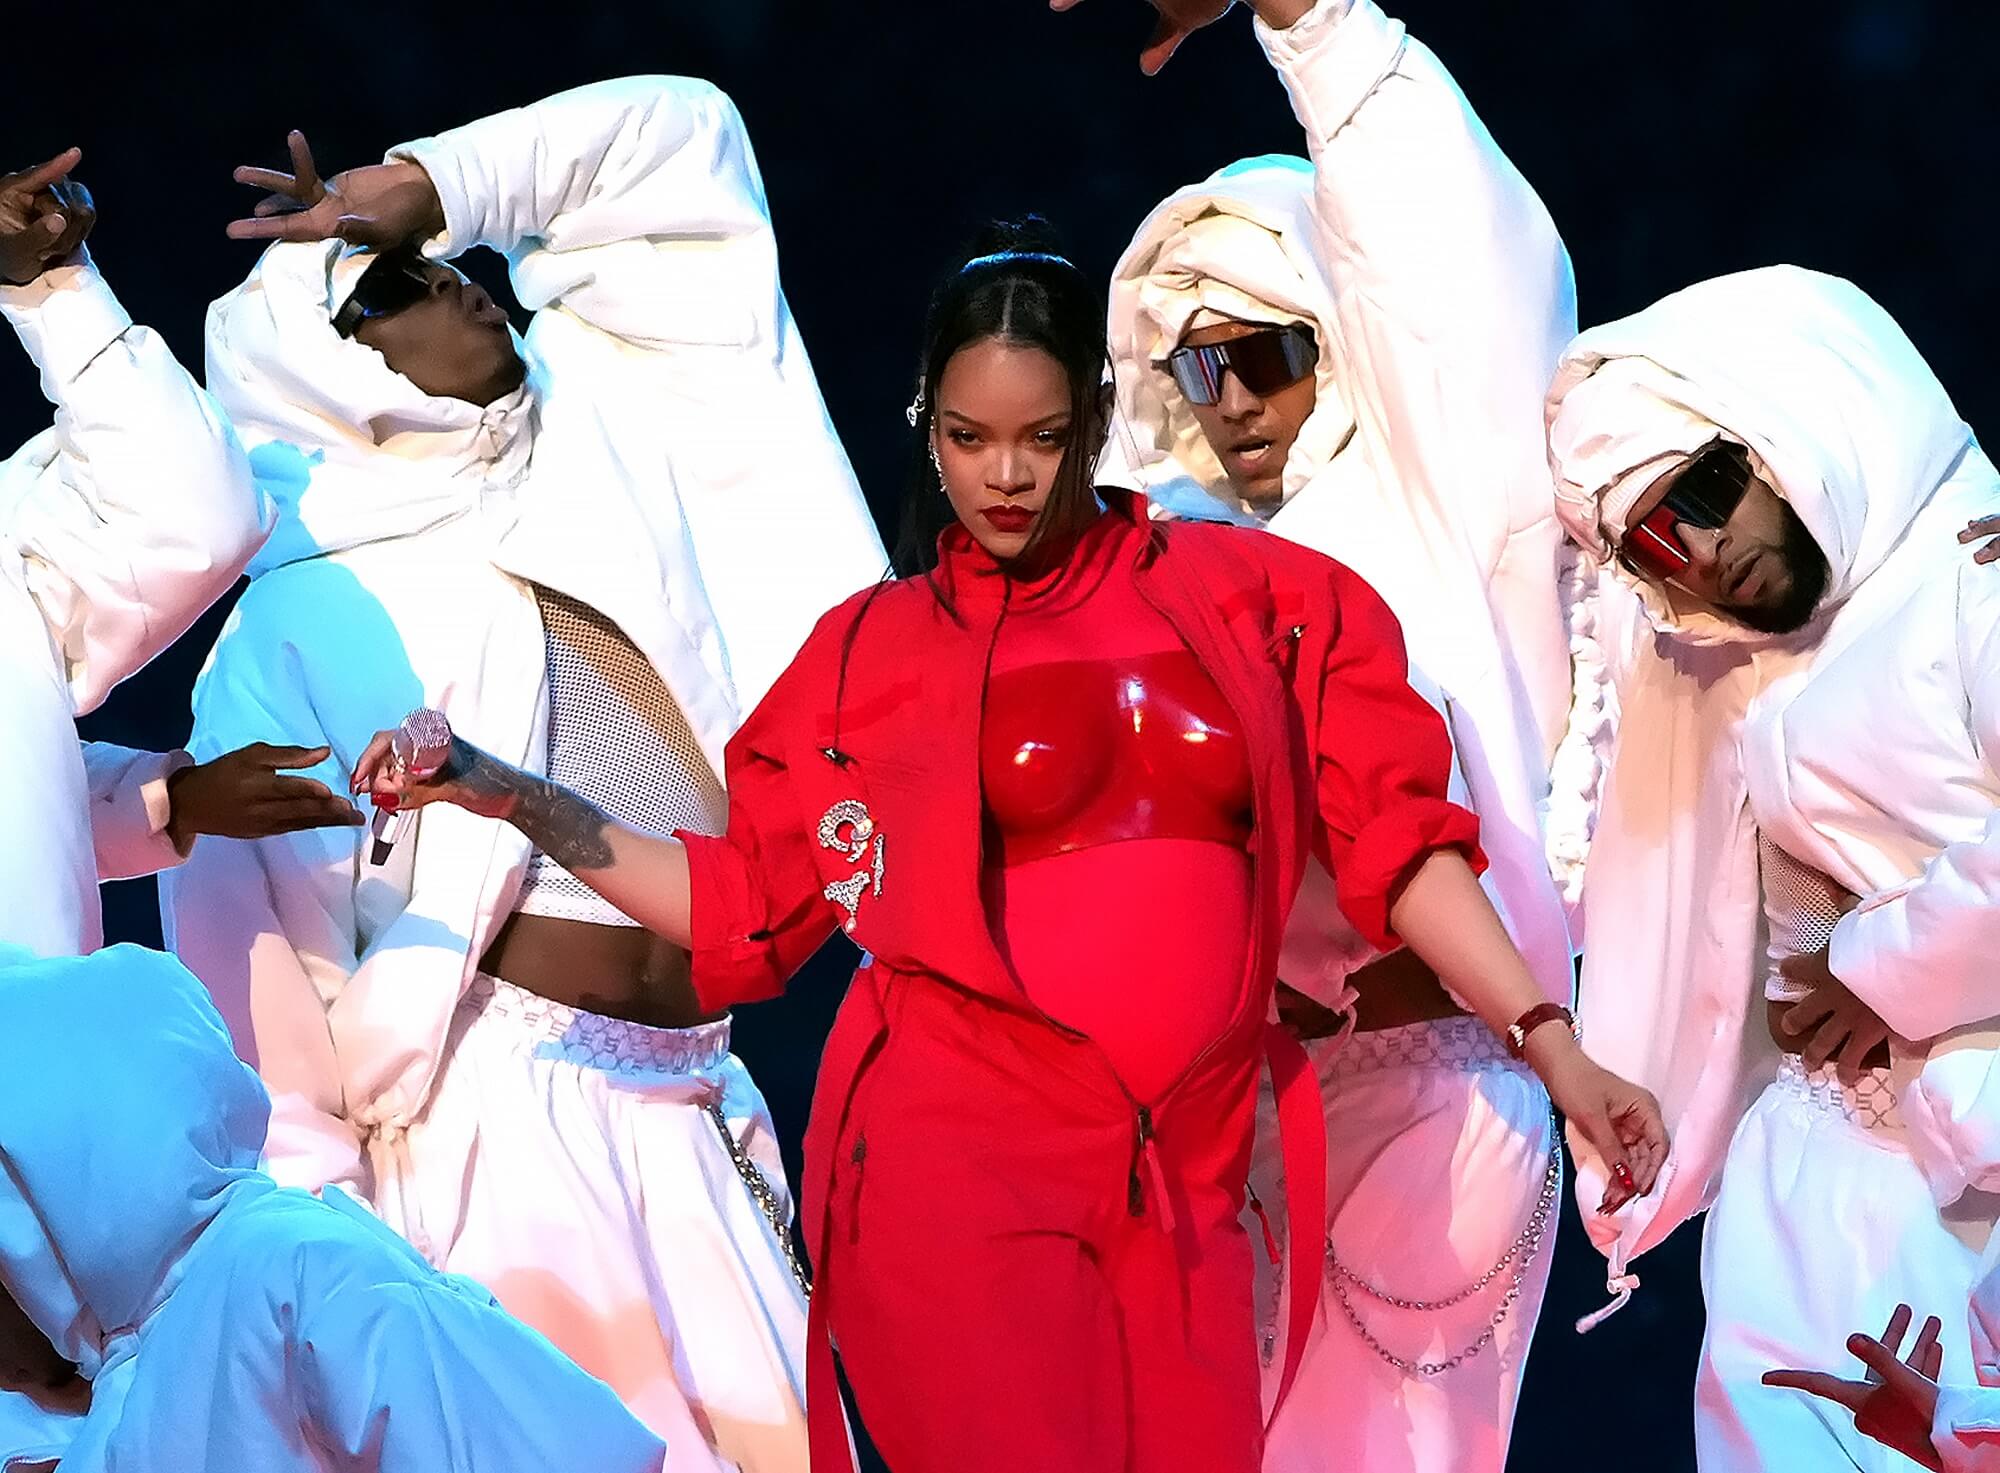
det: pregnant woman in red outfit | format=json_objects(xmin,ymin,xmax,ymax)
[{"xmin": 353, "ymin": 226, "xmax": 1666, "ymax": 1473}]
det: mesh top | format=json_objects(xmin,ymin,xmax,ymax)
[
  {"xmin": 514, "ymin": 586, "xmax": 727, "ymax": 927},
  {"xmin": 1758, "ymin": 830, "xmax": 1858, "ymax": 1002}
]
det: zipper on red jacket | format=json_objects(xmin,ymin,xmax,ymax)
[
  {"xmin": 978, "ymin": 548, "xmax": 1282, "ymax": 1236},
  {"xmin": 846, "ymin": 1133, "xmax": 867, "ymax": 1245}
]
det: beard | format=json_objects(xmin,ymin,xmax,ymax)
[{"xmin": 1730, "ymin": 501, "xmax": 1830, "ymax": 634}]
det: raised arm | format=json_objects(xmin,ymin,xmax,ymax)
[{"xmin": 2, "ymin": 153, "xmax": 272, "ymax": 714}]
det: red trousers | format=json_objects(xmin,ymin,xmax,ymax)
[{"xmin": 815, "ymin": 974, "xmax": 1266, "ymax": 1473}]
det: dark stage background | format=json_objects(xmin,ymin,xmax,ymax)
[{"xmin": 11, "ymin": 3, "xmax": 1996, "ymax": 1468}]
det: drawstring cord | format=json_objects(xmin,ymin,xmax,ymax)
[
  {"xmin": 1576, "ymin": 1272, "xmax": 1642, "ymax": 1334},
  {"xmin": 370, "ymin": 1122, "xmax": 438, "ymax": 1265}
]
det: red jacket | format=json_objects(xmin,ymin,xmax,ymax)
[
  {"xmin": 681, "ymin": 492, "xmax": 1481, "ymax": 1458},
  {"xmin": 685, "ymin": 485, "xmax": 1483, "ymax": 1211}
]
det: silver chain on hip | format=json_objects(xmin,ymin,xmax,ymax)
[
  {"xmin": 1323, "ymin": 1112, "xmax": 1560, "ymax": 1377},
  {"xmin": 703, "ymin": 1101, "xmax": 813, "ymax": 1299}
]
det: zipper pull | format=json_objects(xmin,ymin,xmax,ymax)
[
  {"xmin": 1128, "ymin": 1106, "xmax": 1180, "ymax": 1238},
  {"xmin": 847, "ymin": 1133, "xmax": 868, "ymax": 1246},
  {"xmin": 1127, "ymin": 1106, "xmax": 1153, "ymax": 1217}
]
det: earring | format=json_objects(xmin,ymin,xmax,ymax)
[{"xmin": 929, "ymin": 441, "xmax": 945, "ymax": 486}]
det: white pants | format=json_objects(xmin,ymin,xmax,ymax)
[
  {"xmin": 1698, "ymin": 1055, "xmax": 1996, "ymax": 1472},
  {"xmin": 382, "ymin": 975, "xmax": 810, "ymax": 1473},
  {"xmin": 1249, "ymin": 1016, "xmax": 1558, "ymax": 1473}
]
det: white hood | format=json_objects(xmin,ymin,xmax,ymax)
[
  {"xmin": 1108, "ymin": 155, "xmax": 1354, "ymax": 522},
  {"xmin": 206, "ymin": 239, "xmax": 535, "ymax": 579},
  {"xmin": 1546, "ymin": 266, "xmax": 1976, "ymax": 1296},
  {"xmin": 0, "ymin": 942, "xmax": 270, "ymax": 1383},
  {"xmin": 1549, "ymin": 265, "xmax": 1967, "ymax": 645},
  {"xmin": 1107, "ymin": 152, "xmax": 1578, "ymax": 1009}
]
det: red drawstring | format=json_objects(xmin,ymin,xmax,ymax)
[{"xmin": 1247, "ymin": 1188, "xmax": 1281, "ymax": 1266}]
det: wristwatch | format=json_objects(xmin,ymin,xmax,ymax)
[{"xmin": 1505, "ymin": 1003, "xmax": 1579, "ymax": 1059}]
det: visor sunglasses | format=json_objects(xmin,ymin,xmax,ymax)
[
  {"xmin": 1618, "ymin": 440, "xmax": 1756, "ymax": 583},
  {"xmin": 1166, "ymin": 323, "xmax": 1318, "ymax": 407},
  {"xmin": 332, "ymin": 249, "xmax": 438, "ymax": 339}
]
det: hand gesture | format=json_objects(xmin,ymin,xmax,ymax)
[
  {"xmin": 1764, "ymin": 1304, "xmax": 1945, "ymax": 1472},
  {"xmin": 226, "ymin": 130, "xmax": 444, "ymax": 250},
  {"xmin": 1777, "ymin": 949, "xmax": 1892, "ymax": 1071},
  {"xmin": 1533, "ymin": 1040, "xmax": 1668, "ymax": 1214},
  {"xmin": 349, "ymin": 730, "xmax": 517, "ymax": 822},
  {"xmin": 0, "ymin": 150, "xmax": 95, "ymax": 286},
  {"xmin": 164, "ymin": 744, "xmax": 363, "ymax": 848},
  {"xmin": 1050, "ymin": 0, "xmax": 1316, "ymax": 73},
  {"xmin": 1962, "ymin": 514, "xmax": 2000, "ymax": 567},
  {"xmin": 1049, "ymin": 0, "xmax": 1235, "ymax": 75}
]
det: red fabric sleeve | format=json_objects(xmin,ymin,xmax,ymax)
[
  {"xmin": 1312, "ymin": 564, "xmax": 1485, "ymax": 952},
  {"xmin": 676, "ymin": 680, "xmax": 842, "ymax": 1012}
]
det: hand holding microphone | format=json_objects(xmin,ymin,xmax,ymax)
[
  {"xmin": 351, "ymin": 711, "xmax": 521, "ymax": 851},
  {"xmin": 352, "ymin": 709, "xmax": 452, "ymax": 862}
]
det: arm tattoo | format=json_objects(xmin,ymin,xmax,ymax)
[{"xmin": 452, "ymin": 740, "xmax": 618, "ymax": 871}]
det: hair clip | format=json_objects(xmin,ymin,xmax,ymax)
[{"xmin": 905, "ymin": 383, "xmax": 926, "ymax": 428}]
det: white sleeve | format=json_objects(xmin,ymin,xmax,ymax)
[
  {"xmin": 1254, "ymin": 0, "xmax": 1577, "ymax": 588},
  {"xmin": 1936, "ymin": 1384, "xmax": 2000, "ymax": 1472},
  {"xmin": 160, "ymin": 605, "xmax": 368, "ymax": 1198},
  {"xmin": 389, "ymin": 74, "xmax": 885, "ymax": 721},
  {"xmin": 391, "ymin": 75, "xmax": 783, "ymax": 349},
  {"xmin": 0, "ymin": 255, "xmax": 272, "ymax": 716},
  {"xmin": 80, "ymin": 741, "xmax": 194, "ymax": 880},
  {"xmin": 1829, "ymin": 570, "xmax": 2000, "ymax": 1041}
]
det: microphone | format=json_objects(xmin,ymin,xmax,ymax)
[{"xmin": 369, "ymin": 708, "xmax": 452, "ymax": 865}]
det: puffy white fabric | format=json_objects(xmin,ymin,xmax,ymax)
[
  {"xmin": 1695, "ymin": 1063, "xmax": 1987, "ymax": 1472},
  {"xmin": 0, "ymin": 941, "xmax": 668, "ymax": 1473},
  {"xmin": 1247, "ymin": 1019, "xmax": 1555, "ymax": 1473},
  {"xmin": 1938, "ymin": 1230, "xmax": 2000, "ymax": 1470},
  {"xmin": 77, "ymin": 743, "xmax": 193, "ymax": 883},
  {"xmin": 1106, "ymin": 4, "xmax": 1576, "ymax": 1466},
  {"xmin": 1547, "ymin": 266, "xmax": 1995, "ymax": 1296},
  {"xmin": 0, "ymin": 258, "xmax": 270, "ymax": 957},
  {"xmin": 398, "ymin": 975, "xmax": 805, "ymax": 1471},
  {"xmin": 1106, "ymin": 0, "xmax": 1580, "ymax": 1012},
  {"xmin": 162, "ymin": 76, "xmax": 886, "ymax": 1197}
]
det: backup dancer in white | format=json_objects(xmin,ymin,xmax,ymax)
[
  {"xmin": 1073, "ymin": 1, "xmax": 1592, "ymax": 1465},
  {"xmin": 0, "ymin": 941, "xmax": 669, "ymax": 1473},
  {"xmin": 0, "ymin": 151, "xmax": 352, "ymax": 957},
  {"xmin": 1547, "ymin": 265, "xmax": 2000, "ymax": 1473},
  {"xmin": 161, "ymin": 77, "xmax": 885, "ymax": 1472}
]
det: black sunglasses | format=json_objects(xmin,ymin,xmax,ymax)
[
  {"xmin": 1166, "ymin": 323, "xmax": 1319, "ymax": 407},
  {"xmin": 1619, "ymin": 440, "xmax": 1756, "ymax": 583},
  {"xmin": 332, "ymin": 248, "xmax": 438, "ymax": 339}
]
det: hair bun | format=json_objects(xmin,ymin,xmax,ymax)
[{"xmin": 962, "ymin": 215, "xmax": 1071, "ymax": 267}]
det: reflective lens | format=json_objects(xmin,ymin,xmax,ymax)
[
  {"xmin": 1167, "ymin": 324, "xmax": 1319, "ymax": 407},
  {"xmin": 1618, "ymin": 441, "xmax": 1755, "ymax": 583},
  {"xmin": 332, "ymin": 249, "xmax": 435, "ymax": 338}
]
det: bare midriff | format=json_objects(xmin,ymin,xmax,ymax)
[{"xmin": 479, "ymin": 911, "xmax": 712, "ymax": 1028}]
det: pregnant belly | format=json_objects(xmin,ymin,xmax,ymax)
[{"xmin": 991, "ymin": 838, "xmax": 1253, "ymax": 1102}]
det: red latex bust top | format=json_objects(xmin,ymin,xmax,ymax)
[{"xmin": 981, "ymin": 649, "xmax": 1253, "ymax": 865}]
